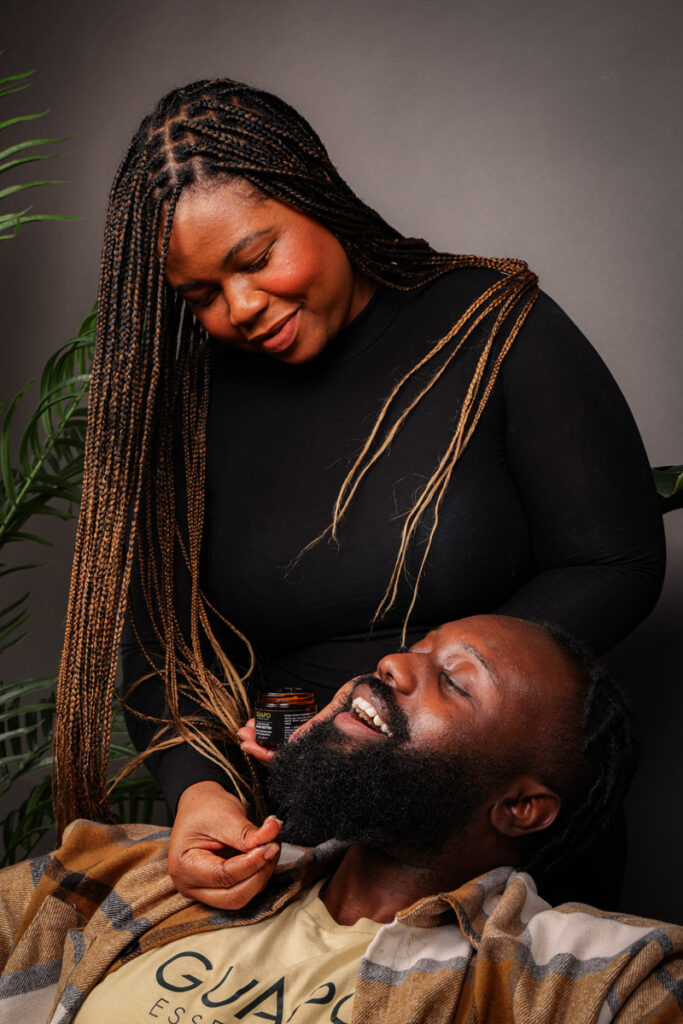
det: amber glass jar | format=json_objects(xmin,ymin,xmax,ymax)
[{"xmin": 254, "ymin": 689, "xmax": 317, "ymax": 748}]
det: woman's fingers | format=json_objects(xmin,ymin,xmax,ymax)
[
  {"xmin": 237, "ymin": 718, "xmax": 257, "ymax": 741},
  {"xmin": 177, "ymin": 841, "xmax": 280, "ymax": 891},
  {"xmin": 168, "ymin": 781, "xmax": 282, "ymax": 907},
  {"xmin": 238, "ymin": 718, "xmax": 276, "ymax": 765},
  {"xmin": 240, "ymin": 738, "xmax": 276, "ymax": 764},
  {"xmin": 184, "ymin": 853, "xmax": 280, "ymax": 910},
  {"xmin": 241, "ymin": 814, "xmax": 282, "ymax": 849}
]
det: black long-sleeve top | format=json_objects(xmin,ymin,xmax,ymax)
[{"xmin": 122, "ymin": 268, "xmax": 665, "ymax": 811}]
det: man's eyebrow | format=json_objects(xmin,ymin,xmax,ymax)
[{"xmin": 174, "ymin": 229, "xmax": 274, "ymax": 295}]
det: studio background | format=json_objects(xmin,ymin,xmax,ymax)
[{"xmin": 2, "ymin": 0, "xmax": 681, "ymax": 920}]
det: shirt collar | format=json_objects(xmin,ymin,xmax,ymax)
[{"xmin": 276, "ymin": 843, "xmax": 518, "ymax": 950}]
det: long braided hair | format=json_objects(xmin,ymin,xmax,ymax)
[{"xmin": 54, "ymin": 78, "xmax": 539, "ymax": 834}]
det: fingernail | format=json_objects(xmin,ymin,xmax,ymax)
[
  {"xmin": 265, "ymin": 815, "xmax": 283, "ymax": 826},
  {"xmin": 263, "ymin": 843, "xmax": 280, "ymax": 861}
]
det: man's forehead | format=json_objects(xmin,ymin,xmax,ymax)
[
  {"xmin": 430, "ymin": 615, "xmax": 578, "ymax": 701},
  {"xmin": 429, "ymin": 617, "xmax": 548, "ymax": 688},
  {"xmin": 431, "ymin": 617, "xmax": 507, "ymax": 651}
]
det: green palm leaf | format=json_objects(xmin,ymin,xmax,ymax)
[
  {"xmin": 0, "ymin": 592, "xmax": 29, "ymax": 652},
  {"xmin": 0, "ymin": 675, "xmax": 169, "ymax": 865},
  {"xmin": 0, "ymin": 310, "xmax": 95, "ymax": 552},
  {"xmin": 0, "ymin": 68, "xmax": 37, "ymax": 98},
  {"xmin": 0, "ymin": 677, "xmax": 55, "ymax": 793},
  {"xmin": 1, "ymin": 774, "xmax": 54, "ymax": 864},
  {"xmin": 653, "ymin": 465, "xmax": 683, "ymax": 512},
  {"xmin": 0, "ymin": 135, "xmax": 66, "ymax": 166},
  {"xmin": 0, "ymin": 64, "xmax": 74, "ymax": 239}
]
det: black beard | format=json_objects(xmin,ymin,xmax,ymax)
[{"xmin": 267, "ymin": 678, "xmax": 506, "ymax": 852}]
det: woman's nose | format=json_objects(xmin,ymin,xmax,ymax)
[
  {"xmin": 224, "ymin": 280, "xmax": 268, "ymax": 328},
  {"xmin": 376, "ymin": 652, "xmax": 419, "ymax": 694}
]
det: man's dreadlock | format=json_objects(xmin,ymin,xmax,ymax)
[{"xmin": 524, "ymin": 622, "xmax": 639, "ymax": 877}]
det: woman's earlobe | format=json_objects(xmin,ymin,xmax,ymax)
[{"xmin": 489, "ymin": 776, "xmax": 562, "ymax": 838}]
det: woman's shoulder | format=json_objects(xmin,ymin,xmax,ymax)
[
  {"xmin": 388, "ymin": 264, "xmax": 508, "ymax": 346},
  {"xmin": 412, "ymin": 263, "xmax": 504, "ymax": 308},
  {"xmin": 499, "ymin": 284, "xmax": 630, "ymax": 418},
  {"xmin": 505, "ymin": 284, "xmax": 608, "ymax": 373},
  {"xmin": 418, "ymin": 264, "xmax": 617, "ymax": 391},
  {"xmin": 403, "ymin": 261, "xmax": 558, "ymax": 334},
  {"xmin": 419, "ymin": 264, "xmax": 581, "ymax": 326}
]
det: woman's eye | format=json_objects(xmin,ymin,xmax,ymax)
[
  {"xmin": 186, "ymin": 292, "xmax": 216, "ymax": 308},
  {"xmin": 244, "ymin": 247, "xmax": 271, "ymax": 273}
]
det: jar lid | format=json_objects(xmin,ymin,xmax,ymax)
[{"xmin": 257, "ymin": 688, "xmax": 314, "ymax": 698}]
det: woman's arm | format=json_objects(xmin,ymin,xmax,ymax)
[
  {"xmin": 496, "ymin": 290, "xmax": 665, "ymax": 653},
  {"xmin": 121, "ymin": 571, "xmax": 281, "ymax": 907}
]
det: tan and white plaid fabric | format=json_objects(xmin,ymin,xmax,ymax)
[{"xmin": 0, "ymin": 819, "xmax": 681, "ymax": 1023}]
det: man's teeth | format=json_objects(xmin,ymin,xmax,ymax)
[{"xmin": 351, "ymin": 696, "xmax": 392, "ymax": 735}]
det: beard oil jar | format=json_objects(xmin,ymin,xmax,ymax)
[{"xmin": 254, "ymin": 689, "xmax": 317, "ymax": 749}]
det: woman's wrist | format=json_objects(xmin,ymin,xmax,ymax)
[{"xmin": 177, "ymin": 780, "xmax": 246, "ymax": 814}]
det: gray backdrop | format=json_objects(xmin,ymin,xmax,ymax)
[{"xmin": 2, "ymin": 0, "xmax": 681, "ymax": 919}]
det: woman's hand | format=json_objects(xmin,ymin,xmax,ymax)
[
  {"xmin": 237, "ymin": 719, "xmax": 276, "ymax": 764},
  {"xmin": 239, "ymin": 681, "xmax": 357, "ymax": 756},
  {"xmin": 168, "ymin": 780, "xmax": 281, "ymax": 909},
  {"xmin": 238, "ymin": 681, "xmax": 357, "ymax": 761}
]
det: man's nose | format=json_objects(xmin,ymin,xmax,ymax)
[
  {"xmin": 376, "ymin": 652, "xmax": 419, "ymax": 695},
  {"xmin": 224, "ymin": 280, "xmax": 268, "ymax": 328}
]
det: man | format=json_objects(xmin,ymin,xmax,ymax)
[{"xmin": 1, "ymin": 615, "xmax": 681, "ymax": 1024}]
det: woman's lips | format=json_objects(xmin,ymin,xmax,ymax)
[{"xmin": 257, "ymin": 310, "xmax": 300, "ymax": 354}]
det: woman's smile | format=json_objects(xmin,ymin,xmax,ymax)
[{"xmin": 251, "ymin": 308, "xmax": 301, "ymax": 354}]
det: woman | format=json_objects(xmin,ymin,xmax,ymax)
[{"xmin": 54, "ymin": 78, "xmax": 664, "ymax": 909}]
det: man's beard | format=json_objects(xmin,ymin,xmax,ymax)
[{"xmin": 267, "ymin": 676, "xmax": 507, "ymax": 852}]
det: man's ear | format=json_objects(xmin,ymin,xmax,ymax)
[{"xmin": 489, "ymin": 776, "xmax": 561, "ymax": 838}]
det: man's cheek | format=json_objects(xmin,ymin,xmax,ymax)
[{"xmin": 407, "ymin": 707, "xmax": 457, "ymax": 750}]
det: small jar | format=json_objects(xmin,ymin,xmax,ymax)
[{"xmin": 254, "ymin": 689, "xmax": 317, "ymax": 749}]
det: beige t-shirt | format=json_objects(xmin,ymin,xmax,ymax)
[{"xmin": 74, "ymin": 880, "xmax": 380, "ymax": 1024}]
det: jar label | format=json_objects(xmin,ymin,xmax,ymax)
[{"xmin": 254, "ymin": 708, "xmax": 316, "ymax": 747}]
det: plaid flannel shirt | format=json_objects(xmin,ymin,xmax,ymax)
[{"xmin": 0, "ymin": 819, "xmax": 681, "ymax": 1023}]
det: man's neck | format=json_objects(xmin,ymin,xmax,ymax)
[{"xmin": 320, "ymin": 837, "xmax": 498, "ymax": 925}]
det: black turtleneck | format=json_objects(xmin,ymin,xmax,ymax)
[{"xmin": 122, "ymin": 268, "xmax": 665, "ymax": 811}]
